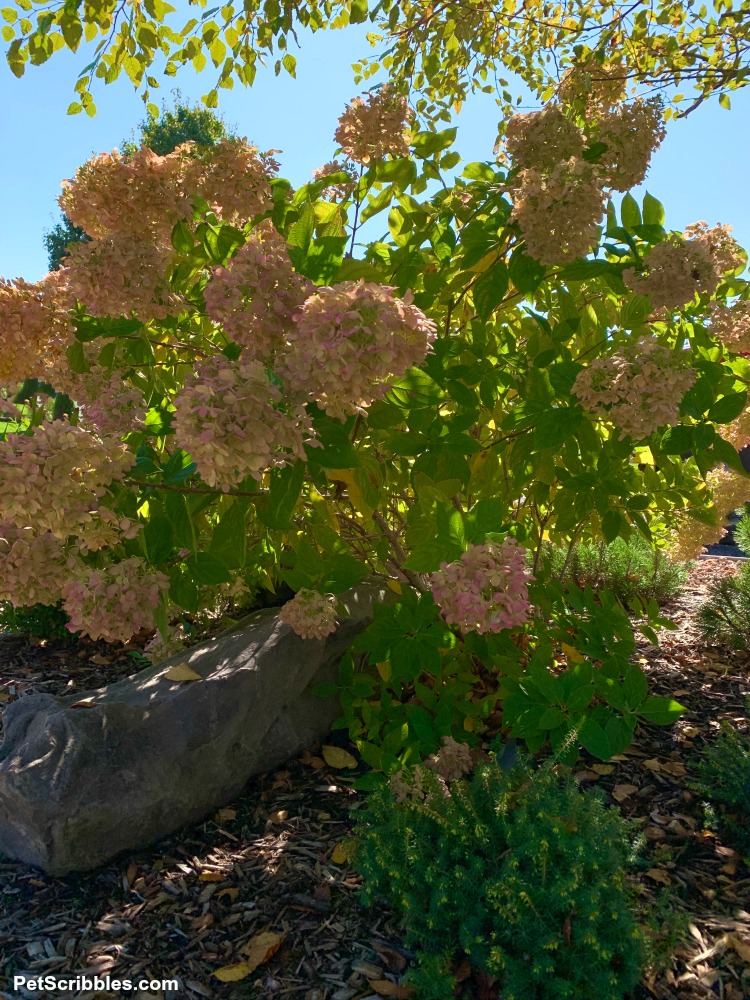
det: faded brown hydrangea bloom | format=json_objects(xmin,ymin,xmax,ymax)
[
  {"xmin": 425, "ymin": 736, "xmax": 474, "ymax": 782},
  {"xmin": 334, "ymin": 86, "xmax": 412, "ymax": 164}
]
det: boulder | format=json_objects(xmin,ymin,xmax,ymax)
[{"xmin": 0, "ymin": 581, "xmax": 387, "ymax": 874}]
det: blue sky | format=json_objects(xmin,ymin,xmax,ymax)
[{"xmin": 0, "ymin": 25, "xmax": 748, "ymax": 281}]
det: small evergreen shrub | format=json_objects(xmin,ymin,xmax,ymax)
[
  {"xmin": 697, "ymin": 562, "xmax": 750, "ymax": 650},
  {"xmin": 0, "ymin": 601, "xmax": 71, "ymax": 640},
  {"xmin": 692, "ymin": 724, "xmax": 750, "ymax": 855},
  {"xmin": 353, "ymin": 749, "xmax": 645, "ymax": 1000},
  {"xmin": 543, "ymin": 537, "xmax": 688, "ymax": 606}
]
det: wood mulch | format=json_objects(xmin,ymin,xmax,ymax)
[{"xmin": 0, "ymin": 558, "xmax": 749, "ymax": 1000}]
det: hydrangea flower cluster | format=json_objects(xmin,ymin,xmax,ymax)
[
  {"xmin": 429, "ymin": 539, "xmax": 532, "ymax": 635},
  {"xmin": 503, "ymin": 105, "xmax": 584, "ymax": 171},
  {"xmin": 60, "ymin": 140, "xmax": 276, "ymax": 241},
  {"xmin": 572, "ymin": 335, "xmax": 695, "ymax": 439},
  {"xmin": 334, "ymin": 86, "xmax": 412, "ymax": 164},
  {"xmin": 312, "ymin": 160, "xmax": 358, "ymax": 200},
  {"xmin": 181, "ymin": 139, "xmax": 278, "ymax": 224},
  {"xmin": 172, "ymin": 356, "xmax": 313, "ymax": 488},
  {"xmin": 594, "ymin": 98, "xmax": 666, "ymax": 192},
  {"xmin": 504, "ymin": 98, "xmax": 665, "ymax": 263},
  {"xmin": 0, "ymin": 421, "xmax": 133, "ymax": 539},
  {"xmin": 277, "ymin": 589, "xmax": 338, "ymax": 639},
  {"xmin": 64, "ymin": 237, "xmax": 183, "ymax": 322},
  {"xmin": 144, "ymin": 624, "xmax": 187, "ymax": 664},
  {"xmin": 0, "ymin": 272, "xmax": 74, "ymax": 387},
  {"xmin": 60, "ymin": 145, "xmax": 190, "ymax": 242},
  {"xmin": 426, "ymin": 735, "xmax": 474, "ymax": 782},
  {"xmin": 668, "ymin": 467, "xmax": 750, "ymax": 560},
  {"xmin": 558, "ymin": 61, "xmax": 627, "ymax": 114},
  {"xmin": 624, "ymin": 223, "xmax": 742, "ymax": 312},
  {"xmin": 510, "ymin": 157, "xmax": 606, "ymax": 264},
  {"xmin": 61, "ymin": 557, "xmax": 169, "ymax": 644},
  {"xmin": 0, "ymin": 524, "xmax": 74, "ymax": 607},
  {"xmin": 58, "ymin": 139, "xmax": 277, "ymax": 325},
  {"xmin": 279, "ymin": 280, "xmax": 437, "ymax": 419},
  {"xmin": 710, "ymin": 300, "xmax": 750, "ymax": 353},
  {"xmin": 203, "ymin": 230, "xmax": 313, "ymax": 360},
  {"xmin": 685, "ymin": 221, "xmax": 746, "ymax": 276}
]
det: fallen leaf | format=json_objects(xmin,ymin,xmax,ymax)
[
  {"xmin": 367, "ymin": 980, "xmax": 415, "ymax": 998},
  {"xmin": 322, "ymin": 745, "xmax": 357, "ymax": 769},
  {"xmin": 660, "ymin": 761, "xmax": 687, "ymax": 777},
  {"xmin": 645, "ymin": 869, "xmax": 671, "ymax": 884},
  {"xmin": 217, "ymin": 888, "xmax": 240, "ymax": 902},
  {"xmin": 331, "ymin": 840, "xmax": 355, "ymax": 865},
  {"xmin": 241, "ymin": 930, "xmax": 285, "ymax": 968},
  {"xmin": 574, "ymin": 770, "xmax": 601, "ymax": 782},
  {"xmin": 591, "ymin": 764, "xmax": 614, "ymax": 775},
  {"xmin": 70, "ymin": 698, "xmax": 96, "ymax": 708},
  {"xmin": 643, "ymin": 759, "xmax": 662, "ymax": 772},
  {"xmin": 164, "ymin": 662, "xmax": 202, "ymax": 682},
  {"xmin": 213, "ymin": 962, "xmax": 253, "ymax": 982},
  {"xmin": 612, "ymin": 783, "xmax": 639, "ymax": 802},
  {"xmin": 645, "ymin": 826, "xmax": 667, "ymax": 840},
  {"xmin": 199, "ymin": 871, "xmax": 226, "ymax": 882},
  {"xmin": 88, "ymin": 654, "xmax": 112, "ymax": 665},
  {"xmin": 268, "ymin": 810, "xmax": 288, "ymax": 823},
  {"xmin": 727, "ymin": 934, "xmax": 750, "ymax": 963},
  {"xmin": 214, "ymin": 807, "xmax": 237, "ymax": 823}
]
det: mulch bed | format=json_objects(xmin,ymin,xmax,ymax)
[{"xmin": 1, "ymin": 558, "xmax": 749, "ymax": 1000}]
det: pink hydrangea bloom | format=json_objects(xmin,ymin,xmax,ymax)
[
  {"xmin": 429, "ymin": 539, "xmax": 532, "ymax": 634},
  {"xmin": 279, "ymin": 280, "xmax": 437, "ymax": 419},
  {"xmin": 172, "ymin": 355, "xmax": 314, "ymax": 489},
  {"xmin": 62, "ymin": 557, "xmax": 169, "ymax": 643},
  {"xmin": 278, "ymin": 589, "xmax": 338, "ymax": 639},
  {"xmin": 203, "ymin": 229, "xmax": 313, "ymax": 360},
  {"xmin": 0, "ymin": 421, "xmax": 133, "ymax": 539},
  {"xmin": 572, "ymin": 335, "xmax": 695, "ymax": 439}
]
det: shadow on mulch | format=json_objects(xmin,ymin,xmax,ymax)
[{"xmin": 0, "ymin": 558, "xmax": 749, "ymax": 1000}]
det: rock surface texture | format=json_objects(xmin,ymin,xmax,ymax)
[{"xmin": 0, "ymin": 582, "xmax": 387, "ymax": 874}]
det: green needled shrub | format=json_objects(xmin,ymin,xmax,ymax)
[
  {"xmin": 697, "ymin": 562, "xmax": 750, "ymax": 650},
  {"xmin": 353, "ymin": 750, "xmax": 645, "ymax": 1000},
  {"xmin": 542, "ymin": 537, "xmax": 689, "ymax": 607},
  {"xmin": 692, "ymin": 724, "xmax": 750, "ymax": 856},
  {"xmin": 0, "ymin": 601, "xmax": 71, "ymax": 640}
]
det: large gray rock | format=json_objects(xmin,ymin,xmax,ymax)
[{"xmin": 0, "ymin": 582, "xmax": 387, "ymax": 874}]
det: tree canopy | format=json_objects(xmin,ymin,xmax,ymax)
[{"xmin": 2, "ymin": 0, "xmax": 749, "ymax": 119}]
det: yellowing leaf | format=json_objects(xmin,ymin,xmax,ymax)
[
  {"xmin": 331, "ymin": 839, "xmax": 356, "ymax": 864},
  {"xmin": 591, "ymin": 764, "xmax": 614, "ymax": 775},
  {"xmin": 386, "ymin": 579, "xmax": 402, "ymax": 594},
  {"xmin": 213, "ymin": 962, "xmax": 253, "ymax": 982},
  {"xmin": 322, "ymin": 745, "xmax": 357, "ymax": 769},
  {"xmin": 199, "ymin": 871, "xmax": 226, "ymax": 882},
  {"xmin": 463, "ymin": 715, "xmax": 474, "ymax": 732},
  {"xmin": 163, "ymin": 662, "xmax": 202, "ymax": 682},
  {"xmin": 561, "ymin": 642, "xmax": 584, "ymax": 663},
  {"xmin": 241, "ymin": 930, "xmax": 285, "ymax": 968},
  {"xmin": 376, "ymin": 660, "xmax": 392, "ymax": 681}
]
